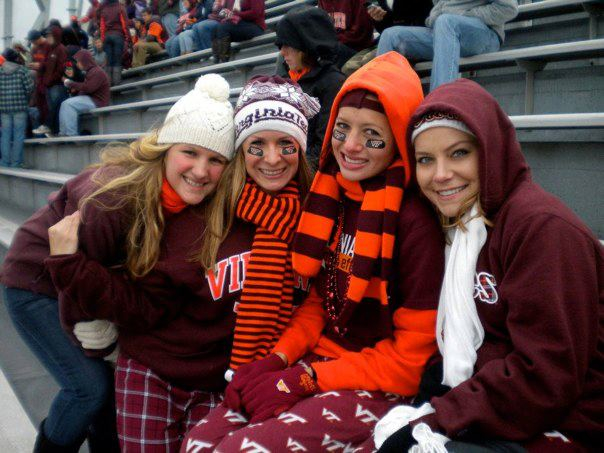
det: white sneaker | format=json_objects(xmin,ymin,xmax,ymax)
[{"xmin": 32, "ymin": 125, "xmax": 51, "ymax": 135}]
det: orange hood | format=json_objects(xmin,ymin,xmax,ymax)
[{"xmin": 319, "ymin": 51, "xmax": 424, "ymax": 187}]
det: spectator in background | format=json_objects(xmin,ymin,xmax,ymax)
[
  {"xmin": 63, "ymin": 16, "xmax": 90, "ymax": 50},
  {"xmin": 32, "ymin": 26, "xmax": 68, "ymax": 137},
  {"xmin": 92, "ymin": 37, "xmax": 108, "ymax": 68},
  {"xmin": 210, "ymin": 0, "xmax": 266, "ymax": 64},
  {"xmin": 80, "ymin": 0, "xmax": 101, "ymax": 37},
  {"xmin": 132, "ymin": 8, "xmax": 167, "ymax": 67},
  {"xmin": 60, "ymin": 50, "xmax": 110, "ymax": 136},
  {"xmin": 343, "ymin": 0, "xmax": 432, "ymax": 75},
  {"xmin": 165, "ymin": 0, "xmax": 201, "ymax": 58},
  {"xmin": 152, "ymin": 0, "xmax": 181, "ymax": 38},
  {"xmin": 12, "ymin": 42, "xmax": 30, "ymax": 66},
  {"xmin": 27, "ymin": 30, "xmax": 50, "ymax": 132},
  {"xmin": 191, "ymin": 1, "xmax": 222, "ymax": 53},
  {"xmin": 133, "ymin": 0, "xmax": 149, "ymax": 20},
  {"xmin": 377, "ymin": 0, "xmax": 518, "ymax": 91},
  {"xmin": 318, "ymin": 0, "xmax": 374, "ymax": 69},
  {"xmin": 168, "ymin": 0, "xmax": 214, "ymax": 56},
  {"xmin": 0, "ymin": 49, "xmax": 34, "ymax": 168},
  {"xmin": 98, "ymin": 0, "xmax": 130, "ymax": 85},
  {"xmin": 275, "ymin": 6, "xmax": 345, "ymax": 169}
]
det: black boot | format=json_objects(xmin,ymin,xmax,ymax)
[
  {"xmin": 33, "ymin": 420, "xmax": 83, "ymax": 453},
  {"xmin": 211, "ymin": 37, "xmax": 221, "ymax": 64},
  {"xmin": 218, "ymin": 36, "xmax": 232, "ymax": 63}
]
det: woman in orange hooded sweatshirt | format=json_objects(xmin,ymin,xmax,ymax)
[{"xmin": 182, "ymin": 52, "xmax": 445, "ymax": 452}]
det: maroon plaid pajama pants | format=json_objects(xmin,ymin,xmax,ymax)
[
  {"xmin": 182, "ymin": 390, "xmax": 406, "ymax": 452},
  {"xmin": 115, "ymin": 354, "xmax": 222, "ymax": 452}
]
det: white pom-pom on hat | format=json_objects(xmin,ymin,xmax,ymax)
[
  {"xmin": 158, "ymin": 74, "xmax": 235, "ymax": 160},
  {"xmin": 195, "ymin": 73, "xmax": 231, "ymax": 102}
]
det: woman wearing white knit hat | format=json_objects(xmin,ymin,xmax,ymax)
[{"xmin": 2, "ymin": 74, "xmax": 238, "ymax": 452}]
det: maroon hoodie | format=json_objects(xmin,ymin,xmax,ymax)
[
  {"xmin": 318, "ymin": 0, "xmax": 374, "ymax": 51},
  {"xmin": 408, "ymin": 79, "xmax": 603, "ymax": 448},
  {"xmin": 42, "ymin": 26, "xmax": 68, "ymax": 87},
  {"xmin": 71, "ymin": 49, "xmax": 110, "ymax": 107}
]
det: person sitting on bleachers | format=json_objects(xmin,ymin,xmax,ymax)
[
  {"xmin": 132, "ymin": 7, "xmax": 168, "ymax": 67},
  {"xmin": 210, "ymin": 0, "xmax": 266, "ymax": 64},
  {"xmin": 275, "ymin": 6, "xmax": 346, "ymax": 169},
  {"xmin": 151, "ymin": 0, "xmax": 181, "ymax": 38},
  {"xmin": 375, "ymin": 78, "xmax": 603, "ymax": 453},
  {"xmin": 343, "ymin": 0, "xmax": 432, "ymax": 75},
  {"xmin": 92, "ymin": 37, "xmax": 107, "ymax": 68},
  {"xmin": 59, "ymin": 50, "xmax": 110, "ymax": 136},
  {"xmin": 318, "ymin": 0, "xmax": 374, "ymax": 69},
  {"xmin": 165, "ymin": 0, "xmax": 203, "ymax": 58},
  {"xmin": 376, "ymin": 0, "xmax": 518, "ymax": 91},
  {"xmin": 98, "ymin": 0, "xmax": 131, "ymax": 85}
]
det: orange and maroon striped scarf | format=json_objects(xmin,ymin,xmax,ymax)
[
  {"xmin": 292, "ymin": 157, "xmax": 406, "ymax": 331},
  {"xmin": 229, "ymin": 179, "xmax": 301, "ymax": 370}
]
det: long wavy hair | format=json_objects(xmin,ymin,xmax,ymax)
[
  {"xmin": 80, "ymin": 131, "xmax": 176, "ymax": 278},
  {"xmin": 199, "ymin": 145, "xmax": 313, "ymax": 271}
]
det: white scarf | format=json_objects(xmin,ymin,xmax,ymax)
[
  {"xmin": 374, "ymin": 403, "xmax": 449, "ymax": 452},
  {"xmin": 437, "ymin": 203, "xmax": 487, "ymax": 387}
]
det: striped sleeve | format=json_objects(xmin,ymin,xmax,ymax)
[{"xmin": 272, "ymin": 286, "xmax": 327, "ymax": 365}]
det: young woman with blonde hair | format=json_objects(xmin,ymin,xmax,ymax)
[
  {"xmin": 1, "ymin": 73, "xmax": 235, "ymax": 452},
  {"xmin": 375, "ymin": 79, "xmax": 602, "ymax": 452}
]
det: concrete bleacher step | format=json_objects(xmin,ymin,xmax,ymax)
[
  {"xmin": 118, "ymin": 0, "xmax": 604, "ymax": 89},
  {"xmin": 0, "ymin": 168, "xmax": 73, "ymax": 214}
]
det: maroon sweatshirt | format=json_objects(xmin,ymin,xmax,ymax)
[
  {"xmin": 1, "ymin": 167, "xmax": 129, "ymax": 299},
  {"xmin": 318, "ymin": 191, "xmax": 444, "ymax": 352},
  {"xmin": 409, "ymin": 79, "xmax": 604, "ymax": 448},
  {"xmin": 45, "ymin": 210, "xmax": 257, "ymax": 391},
  {"xmin": 318, "ymin": 0, "xmax": 374, "ymax": 51},
  {"xmin": 42, "ymin": 26, "xmax": 68, "ymax": 87},
  {"xmin": 71, "ymin": 50, "xmax": 110, "ymax": 107}
]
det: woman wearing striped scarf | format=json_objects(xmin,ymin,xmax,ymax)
[{"xmin": 182, "ymin": 52, "xmax": 445, "ymax": 452}]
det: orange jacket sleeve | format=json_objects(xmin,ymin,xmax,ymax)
[
  {"xmin": 312, "ymin": 307, "xmax": 437, "ymax": 395},
  {"xmin": 272, "ymin": 286, "xmax": 327, "ymax": 364}
]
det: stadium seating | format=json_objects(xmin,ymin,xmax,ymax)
[{"xmin": 0, "ymin": 0, "xmax": 603, "ymax": 429}]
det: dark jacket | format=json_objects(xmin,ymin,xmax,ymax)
[
  {"xmin": 0, "ymin": 60, "xmax": 34, "ymax": 113},
  {"xmin": 275, "ymin": 6, "xmax": 346, "ymax": 163},
  {"xmin": 409, "ymin": 79, "xmax": 603, "ymax": 449},
  {"xmin": 70, "ymin": 50, "xmax": 110, "ymax": 107},
  {"xmin": 318, "ymin": 0, "xmax": 374, "ymax": 51},
  {"xmin": 42, "ymin": 27, "xmax": 68, "ymax": 87},
  {"xmin": 153, "ymin": 0, "xmax": 180, "ymax": 17},
  {"xmin": 99, "ymin": 0, "xmax": 129, "ymax": 40},
  {"xmin": 374, "ymin": 0, "xmax": 432, "ymax": 33}
]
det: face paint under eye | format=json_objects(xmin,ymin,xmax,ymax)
[
  {"xmin": 365, "ymin": 139, "xmax": 386, "ymax": 149},
  {"xmin": 281, "ymin": 146, "xmax": 298, "ymax": 155},
  {"xmin": 333, "ymin": 129, "xmax": 346, "ymax": 142},
  {"xmin": 247, "ymin": 146, "xmax": 264, "ymax": 157}
]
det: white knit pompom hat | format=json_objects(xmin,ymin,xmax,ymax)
[{"xmin": 158, "ymin": 74, "xmax": 235, "ymax": 160}]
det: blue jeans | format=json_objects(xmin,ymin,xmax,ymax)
[
  {"xmin": 377, "ymin": 14, "xmax": 500, "ymax": 91},
  {"xmin": 103, "ymin": 33, "xmax": 124, "ymax": 68},
  {"xmin": 178, "ymin": 28, "xmax": 197, "ymax": 54},
  {"xmin": 3, "ymin": 287, "xmax": 115, "ymax": 446},
  {"xmin": 162, "ymin": 13, "xmax": 179, "ymax": 38},
  {"xmin": 46, "ymin": 84, "xmax": 69, "ymax": 133},
  {"xmin": 193, "ymin": 19, "xmax": 219, "ymax": 50},
  {"xmin": 59, "ymin": 95, "xmax": 97, "ymax": 136},
  {"xmin": 0, "ymin": 111, "xmax": 27, "ymax": 167},
  {"xmin": 165, "ymin": 35, "xmax": 181, "ymax": 58}
]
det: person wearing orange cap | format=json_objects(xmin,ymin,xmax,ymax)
[{"xmin": 182, "ymin": 52, "xmax": 444, "ymax": 452}]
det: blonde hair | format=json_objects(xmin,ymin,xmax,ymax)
[
  {"xmin": 80, "ymin": 132, "xmax": 174, "ymax": 278},
  {"xmin": 199, "ymin": 146, "xmax": 312, "ymax": 271}
]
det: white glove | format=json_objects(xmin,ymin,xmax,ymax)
[
  {"xmin": 63, "ymin": 78, "xmax": 73, "ymax": 87},
  {"xmin": 74, "ymin": 320, "xmax": 118, "ymax": 350}
]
